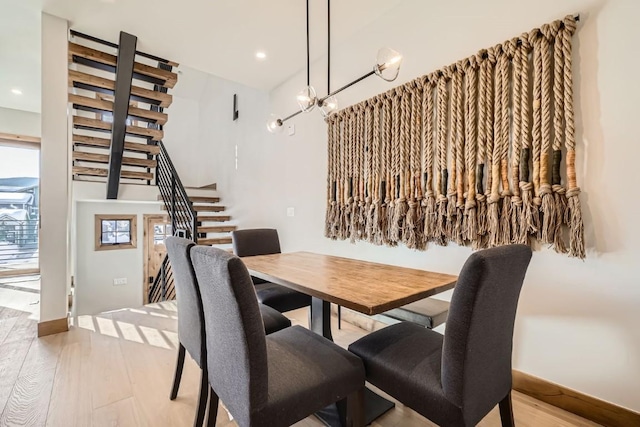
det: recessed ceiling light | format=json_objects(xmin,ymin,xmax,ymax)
[
  {"xmin": 256, "ymin": 51, "xmax": 267, "ymax": 60},
  {"xmin": 11, "ymin": 88, "xmax": 22, "ymax": 95}
]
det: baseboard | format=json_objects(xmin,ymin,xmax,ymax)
[
  {"xmin": 512, "ymin": 370, "xmax": 640, "ymax": 427},
  {"xmin": 37, "ymin": 316, "xmax": 69, "ymax": 337}
]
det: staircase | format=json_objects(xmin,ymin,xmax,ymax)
[
  {"xmin": 67, "ymin": 30, "xmax": 236, "ymax": 304},
  {"xmin": 68, "ymin": 31, "xmax": 176, "ymax": 188},
  {"xmin": 159, "ymin": 194, "xmax": 234, "ymax": 246}
]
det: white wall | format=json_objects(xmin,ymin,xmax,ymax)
[
  {"xmin": 223, "ymin": 0, "xmax": 640, "ymax": 412},
  {"xmin": 39, "ymin": 13, "xmax": 69, "ymax": 323},
  {"xmin": 0, "ymin": 107, "xmax": 41, "ymax": 136},
  {"xmin": 164, "ymin": 66, "xmax": 268, "ymax": 206},
  {"xmin": 74, "ymin": 200, "xmax": 162, "ymax": 316}
]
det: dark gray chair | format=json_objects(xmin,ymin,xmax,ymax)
[
  {"xmin": 349, "ymin": 245, "xmax": 532, "ymax": 427},
  {"xmin": 231, "ymin": 228, "xmax": 311, "ymax": 313},
  {"xmin": 190, "ymin": 245, "xmax": 366, "ymax": 427},
  {"xmin": 165, "ymin": 237, "xmax": 291, "ymax": 427}
]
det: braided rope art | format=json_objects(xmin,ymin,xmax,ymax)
[{"xmin": 324, "ymin": 16, "xmax": 585, "ymax": 258}]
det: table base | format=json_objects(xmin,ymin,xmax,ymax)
[{"xmin": 315, "ymin": 387, "xmax": 395, "ymax": 427}]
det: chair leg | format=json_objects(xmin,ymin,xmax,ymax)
[
  {"xmin": 346, "ymin": 387, "xmax": 365, "ymax": 427},
  {"xmin": 194, "ymin": 367, "xmax": 209, "ymax": 427},
  {"xmin": 170, "ymin": 343, "xmax": 186, "ymax": 400},
  {"xmin": 206, "ymin": 386, "xmax": 219, "ymax": 427},
  {"xmin": 499, "ymin": 391, "xmax": 515, "ymax": 427},
  {"xmin": 338, "ymin": 305, "xmax": 342, "ymax": 329}
]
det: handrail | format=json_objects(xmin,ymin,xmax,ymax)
[
  {"xmin": 157, "ymin": 141, "xmax": 192, "ymax": 207},
  {"xmin": 149, "ymin": 140, "xmax": 198, "ymax": 303}
]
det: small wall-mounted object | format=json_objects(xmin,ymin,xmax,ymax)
[
  {"xmin": 233, "ymin": 94, "xmax": 239, "ymax": 121},
  {"xmin": 113, "ymin": 277, "xmax": 128, "ymax": 286}
]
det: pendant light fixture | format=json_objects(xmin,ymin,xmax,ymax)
[{"xmin": 266, "ymin": 0, "xmax": 403, "ymax": 133}]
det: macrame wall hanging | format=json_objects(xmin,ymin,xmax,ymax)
[{"xmin": 325, "ymin": 15, "xmax": 586, "ymax": 258}]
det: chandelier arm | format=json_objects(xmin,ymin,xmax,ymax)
[{"xmin": 318, "ymin": 69, "xmax": 376, "ymax": 104}]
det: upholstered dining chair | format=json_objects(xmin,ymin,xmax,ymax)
[
  {"xmin": 165, "ymin": 237, "xmax": 292, "ymax": 426},
  {"xmin": 190, "ymin": 245, "xmax": 366, "ymax": 427},
  {"xmin": 231, "ymin": 228, "xmax": 311, "ymax": 313},
  {"xmin": 349, "ymin": 245, "xmax": 532, "ymax": 427}
]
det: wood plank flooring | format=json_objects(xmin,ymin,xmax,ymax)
[{"xmin": 0, "ymin": 297, "xmax": 601, "ymax": 426}]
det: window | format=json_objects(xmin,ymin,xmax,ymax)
[
  {"xmin": 95, "ymin": 214, "xmax": 137, "ymax": 251},
  {"xmin": 153, "ymin": 223, "xmax": 172, "ymax": 246}
]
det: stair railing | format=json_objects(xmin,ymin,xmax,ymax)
[{"xmin": 148, "ymin": 140, "xmax": 198, "ymax": 303}]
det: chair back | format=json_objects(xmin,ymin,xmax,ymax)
[
  {"xmin": 441, "ymin": 245, "xmax": 532, "ymax": 421},
  {"xmin": 232, "ymin": 228, "xmax": 281, "ymax": 257},
  {"xmin": 190, "ymin": 245, "xmax": 269, "ymax": 427},
  {"xmin": 165, "ymin": 236, "xmax": 204, "ymax": 367}
]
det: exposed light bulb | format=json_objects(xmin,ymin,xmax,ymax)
[
  {"xmin": 266, "ymin": 114, "xmax": 283, "ymax": 133},
  {"xmin": 320, "ymin": 96, "xmax": 339, "ymax": 117},
  {"xmin": 374, "ymin": 47, "xmax": 403, "ymax": 82},
  {"xmin": 297, "ymin": 85, "xmax": 317, "ymax": 113},
  {"xmin": 256, "ymin": 51, "xmax": 267, "ymax": 60}
]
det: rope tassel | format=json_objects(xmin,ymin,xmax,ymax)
[{"xmin": 321, "ymin": 15, "xmax": 584, "ymax": 258}]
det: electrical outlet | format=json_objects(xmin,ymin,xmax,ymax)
[
  {"xmin": 113, "ymin": 277, "xmax": 127, "ymax": 286},
  {"xmin": 287, "ymin": 207, "xmax": 295, "ymax": 217},
  {"xmin": 287, "ymin": 124, "xmax": 295, "ymax": 136}
]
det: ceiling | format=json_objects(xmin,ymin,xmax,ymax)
[
  {"xmin": 42, "ymin": 0, "xmax": 404, "ymax": 90},
  {"xmin": 0, "ymin": 0, "xmax": 41, "ymax": 113},
  {"xmin": 1, "ymin": 0, "xmax": 405, "ymax": 114}
]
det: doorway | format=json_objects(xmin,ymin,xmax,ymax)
[
  {"xmin": 143, "ymin": 214, "xmax": 170, "ymax": 303},
  {"xmin": 0, "ymin": 134, "xmax": 40, "ymax": 279}
]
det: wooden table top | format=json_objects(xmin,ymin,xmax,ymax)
[{"xmin": 242, "ymin": 251, "xmax": 457, "ymax": 315}]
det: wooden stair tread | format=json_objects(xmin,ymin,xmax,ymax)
[
  {"xmin": 69, "ymin": 70, "xmax": 172, "ymax": 108},
  {"xmin": 197, "ymin": 216, "xmax": 231, "ymax": 222},
  {"xmin": 197, "ymin": 225, "xmax": 237, "ymax": 233},
  {"xmin": 72, "ymin": 134, "xmax": 160, "ymax": 155},
  {"xmin": 73, "ymin": 116, "xmax": 163, "ymax": 141},
  {"xmin": 68, "ymin": 42, "xmax": 178, "ymax": 88},
  {"xmin": 198, "ymin": 237, "xmax": 232, "ymax": 245},
  {"xmin": 73, "ymin": 166, "xmax": 153, "ymax": 180},
  {"xmin": 190, "ymin": 196, "xmax": 220, "ymax": 203},
  {"xmin": 160, "ymin": 204, "xmax": 225, "ymax": 212},
  {"xmin": 185, "ymin": 183, "xmax": 217, "ymax": 190},
  {"xmin": 157, "ymin": 195, "xmax": 220, "ymax": 203},
  {"xmin": 69, "ymin": 94, "xmax": 168, "ymax": 125},
  {"xmin": 73, "ymin": 151, "xmax": 157, "ymax": 168}
]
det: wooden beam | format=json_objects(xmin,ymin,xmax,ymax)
[
  {"xmin": 73, "ymin": 166, "xmax": 153, "ymax": 181},
  {"xmin": 68, "ymin": 94, "xmax": 168, "ymax": 125},
  {"xmin": 0, "ymin": 132, "xmax": 40, "ymax": 144},
  {"xmin": 513, "ymin": 370, "xmax": 640, "ymax": 427},
  {"xmin": 69, "ymin": 69, "xmax": 172, "ymax": 107},
  {"xmin": 73, "ymin": 151, "xmax": 157, "ymax": 168},
  {"xmin": 72, "ymin": 134, "xmax": 160, "ymax": 155},
  {"xmin": 0, "ymin": 268, "xmax": 40, "ymax": 279},
  {"xmin": 72, "ymin": 117, "xmax": 163, "ymax": 141},
  {"xmin": 68, "ymin": 42, "xmax": 178, "ymax": 88}
]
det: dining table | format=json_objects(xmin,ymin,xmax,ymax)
[{"xmin": 242, "ymin": 251, "xmax": 458, "ymax": 427}]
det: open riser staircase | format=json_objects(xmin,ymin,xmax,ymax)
[
  {"xmin": 67, "ymin": 31, "xmax": 235, "ymax": 303},
  {"xmin": 68, "ymin": 32, "xmax": 176, "ymax": 187}
]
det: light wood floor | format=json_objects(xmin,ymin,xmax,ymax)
[{"xmin": 0, "ymin": 300, "xmax": 601, "ymax": 427}]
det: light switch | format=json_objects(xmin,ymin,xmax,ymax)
[
  {"xmin": 287, "ymin": 207, "xmax": 295, "ymax": 217},
  {"xmin": 287, "ymin": 124, "xmax": 295, "ymax": 136}
]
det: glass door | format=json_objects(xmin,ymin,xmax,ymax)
[{"xmin": 0, "ymin": 144, "xmax": 40, "ymax": 278}]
